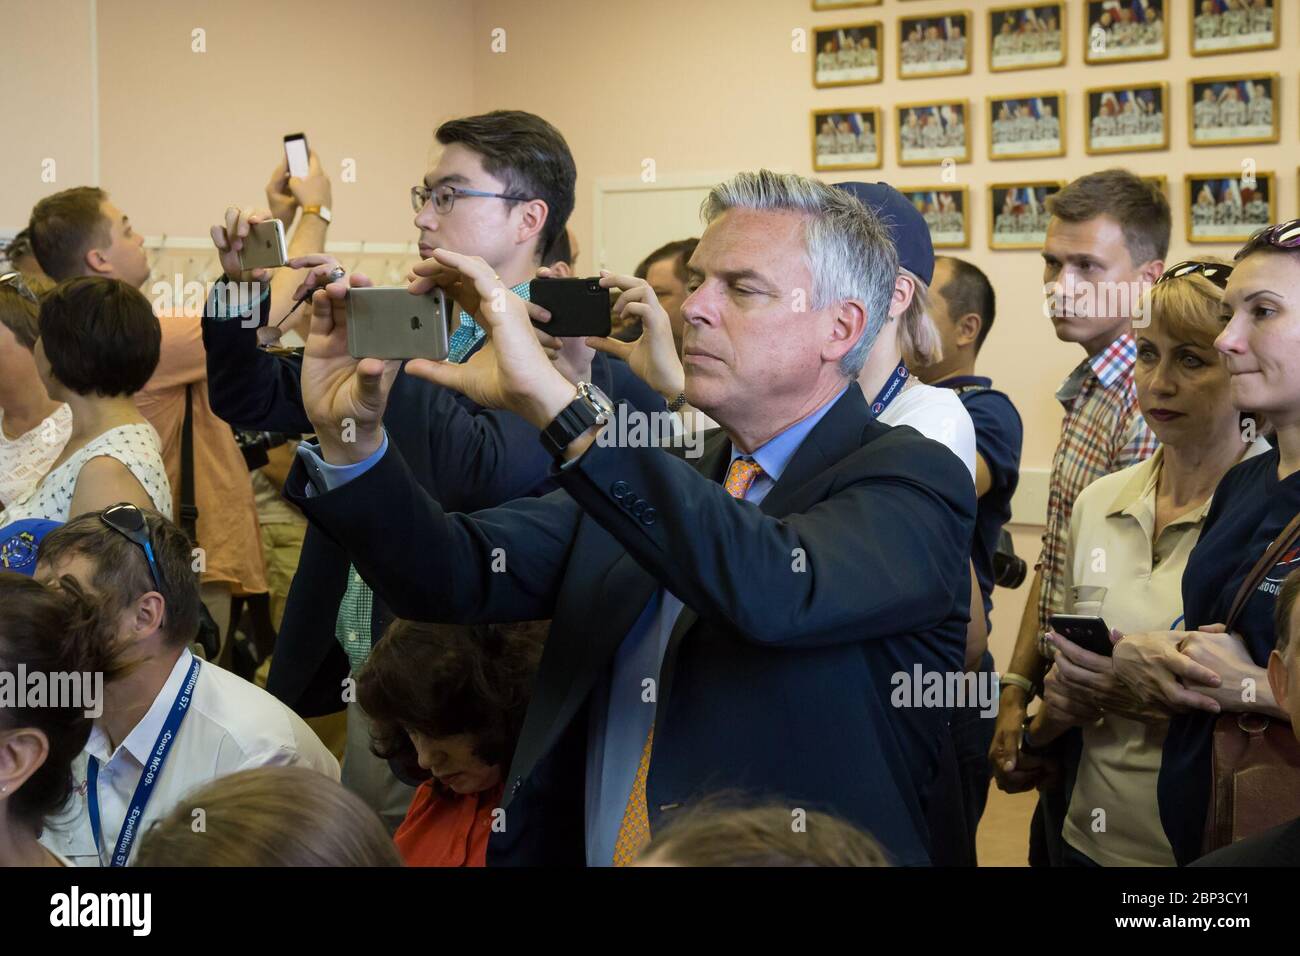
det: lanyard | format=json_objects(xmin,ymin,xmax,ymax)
[
  {"xmin": 868, "ymin": 361, "xmax": 910, "ymax": 419},
  {"xmin": 87, "ymin": 656, "xmax": 201, "ymax": 867}
]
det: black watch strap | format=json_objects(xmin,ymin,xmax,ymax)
[{"xmin": 540, "ymin": 393, "xmax": 599, "ymax": 458}]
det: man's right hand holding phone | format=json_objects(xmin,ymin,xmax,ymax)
[
  {"xmin": 587, "ymin": 271, "xmax": 686, "ymax": 405},
  {"xmin": 299, "ymin": 271, "xmax": 401, "ymax": 467},
  {"xmin": 210, "ymin": 206, "xmax": 277, "ymax": 284}
]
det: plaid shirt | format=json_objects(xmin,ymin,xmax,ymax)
[{"xmin": 1036, "ymin": 333, "xmax": 1159, "ymax": 631}]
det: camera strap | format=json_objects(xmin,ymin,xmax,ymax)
[{"xmin": 179, "ymin": 385, "xmax": 199, "ymax": 542}]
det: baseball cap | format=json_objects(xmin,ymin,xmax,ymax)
[
  {"xmin": 0, "ymin": 519, "xmax": 63, "ymax": 576},
  {"xmin": 831, "ymin": 181, "xmax": 935, "ymax": 285}
]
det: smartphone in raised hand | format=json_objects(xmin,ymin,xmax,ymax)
[
  {"xmin": 238, "ymin": 219, "xmax": 288, "ymax": 271},
  {"xmin": 346, "ymin": 287, "xmax": 451, "ymax": 361},
  {"xmin": 284, "ymin": 132, "xmax": 310, "ymax": 179}
]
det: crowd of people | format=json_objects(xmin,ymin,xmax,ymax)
[{"xmin": 3, "ymin": 106, "xmax": 1300, "ymax": 870}]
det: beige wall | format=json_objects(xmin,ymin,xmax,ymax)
[
  {"xmin": 7, "ymin": 0, "xmax": 1295, "ymax": 660},
  {"xmin": 6, "ymin": 0, "xmax": 476, "ymax": 242}
]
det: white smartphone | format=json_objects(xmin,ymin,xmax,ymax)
[
  {"xmin": 238, "ymin": 219, "xmax": 287, "ymax": 270},
  {"xmin": 284, "ymin": 132, "xmax": 309, "ymax": 179},
  {"xmin": 347, "ymin": 287, "xmax": 451, "ymax": 361}
]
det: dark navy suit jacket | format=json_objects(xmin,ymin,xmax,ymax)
[
  {"xmin": 283, "ymin": 383, "xmax": 976, "ymax": 865},
  {"xmin": 201, "ymin": 299, "xmax": 665, "ymax": 716}
]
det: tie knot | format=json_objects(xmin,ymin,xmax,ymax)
[{"xmin": 724, "ymin": 457, "xmax": 764, "ymax": 500}]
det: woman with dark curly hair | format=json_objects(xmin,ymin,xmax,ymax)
[
  {"xmin": 356, "ymin": 619, "xmax": 545, "ymax": 867},
  {"xmin": 0, "ymin": 572, "xmax": 125, "ymax": 866}
]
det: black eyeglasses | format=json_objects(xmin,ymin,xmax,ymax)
[
  {"xmin": 1236, "ymin": 218, "xmax": 1300, "ymax": 261},
  {"xmin": 100, "ymin": 503, "xmax": 165, "ymax": 592},
  {"xmin": 0, "ymin": 271, "xmax": 38, "ymax": 304},
  {"xmin": 1156, "ymin": 261, "xmax": 1234, "ymax": 289},
  {"xmin": 410, "ymin": 183, "xmax": 530, "ymax": 215}
]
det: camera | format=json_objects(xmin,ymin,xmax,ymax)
[{"xmin": 992, "ymin": 529, "xmax": 1026, "ymax": 589}]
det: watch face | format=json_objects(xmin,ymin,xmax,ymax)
[{"xmin": 581, "ymin": 382, "xmax": 614, "ymax": 418}]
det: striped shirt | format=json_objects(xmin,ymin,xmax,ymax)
[{"xmin": 1036, "ymin": 333, "xmax": 1159, "ymax": 631}]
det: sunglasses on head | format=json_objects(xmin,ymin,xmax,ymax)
[
  {"xmin": 1156, "ymin": 261, "xmax": 1233, "ymax": 289},
  {"xmin": 0, "ymin": 271, "xmax": 39, "ymax": 304},
  {"xmin": 100, "ymin": 503, "xmax": 165, "ymax": 592},
  {"xmin": 1236, "ymin": 218, "xmax": 1300, "ymax": 261}
]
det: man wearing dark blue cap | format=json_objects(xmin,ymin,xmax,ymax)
[
  {"xmin": 833, "ymin": 181, "xmax": 986, "ymax": 866},
  {"xmin": 830, "ymin": 181, "xmax": 977, "ymax": 483}
]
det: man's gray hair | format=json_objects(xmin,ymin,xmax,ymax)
[{"xmin": 700, "ymin": 170, "xmax": 898, "ymax": 376}]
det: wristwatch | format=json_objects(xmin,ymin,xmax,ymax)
[
  {"xmin": 1020, "ymin": 715, "xmax": 1051, "ymax": 757},
  {"xmin": 302, "ymin": 204, "xmax": 332, "ymax": 223},
  {"xmin": 540, "ymin": 382, "xmax": 613, "ymax": 458}
]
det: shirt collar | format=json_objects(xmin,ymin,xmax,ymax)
[
  {"xmin": 1087, "ymin": 332, "xmax": 1137, "ymax": 390},
  {"xmin": 933, "ymin": 374, "xmax": 992, "ymax": 391},
  {"xmin": 95, "ymin": 649, "xmax": 195, "ymax": 767},
  {"xmin": 730, "ymin": 385, "xmax": 849, "ymax": 483},
  {"xmin": 1106, "ymin": 437, "xmax": 1275, "ymax": 525},
  {"xmin": 1056, "ymin": 332, "xmax": 1136, "ymax": 405},
  {"xmin": 456, "ymin": 279, "xmax": 532, "ymax": 333}
]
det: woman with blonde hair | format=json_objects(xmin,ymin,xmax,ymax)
[
  {"xmin": 133, "ymin": 765, "xmax": 401, "ymax": 867},
  {"xmin": 1022, "ymin": 261, "xmax": 1270, "ymax": 866}
]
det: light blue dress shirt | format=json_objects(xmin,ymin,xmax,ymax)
[{"xmin": 583, "ymin": 385, "xmax": 847, "ymax": 866}]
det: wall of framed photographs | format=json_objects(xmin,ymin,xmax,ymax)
[{"xmin": 800, "ymin": 0, "xmax": 1294, "ymax": 471}]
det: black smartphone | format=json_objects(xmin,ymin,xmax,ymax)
[
  {"xmin": 1049, "ymin": 614, "xmax": 1114, "ymax": 658},
  {"xmin": 284, "ymin": 132, "xmax": 310, "ymax": 178},
  {"xmin": 529, "ymin": 277, "xmax": 612, "ymax": 337}
]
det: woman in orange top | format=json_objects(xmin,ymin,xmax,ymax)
[{"xmin": 357, "ymin": 619, "xmax": 545, "ymax": 867}]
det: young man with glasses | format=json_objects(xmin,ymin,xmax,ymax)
[
  {"xmin": 34, "ymin": 505, "xmax": 338, "ymax": 867},
  {"xmin": 200, "ymin": 110, "xmax": 664, "ymax": 830}
]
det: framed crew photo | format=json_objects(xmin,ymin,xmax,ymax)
[
  {"xmin": 1085, "ymin": 0, "xmax": 1168, "ymax": 64},
  {"xmin": 813, "ymin": 21, "xmax": 883, "ymax": 87},
  {"xmin": 989, "ymin": 181, "xmax": 1063, "ymax": 250},
  {"xmin": 899, "ymin": 9, "xmax": 972, "ymax": 78},
  {"xmin": 897, "ymin": 100, "xmax": 970, "ymax": 165},
  {"xmin": 1186, "ymin": 171, "xmax": 1274, "ymax": 243},
  {"xmin": 812, "ymin": 108, "xmax": 882, "ymax": 171},
  {"xmin": 812, "ymin": 0, "xmax": 880, "ymax": 8},
  {"xmin": 1085, "ymin": 83, "xmax": 1169, "ymax": 154},
  {"xmin": 1189, "ymin": 73, "xmax": 1279, "ymax": 147},
  {"xmin": 1191, "ymin": 0, "xmax": 1277, "ymax": 56},
  {"xmin": 900, "ymin": 187, "xmax": 970, "ymax": 249},
  {"xmin": 989, "ymin": 3, "xmax": 1066, "ymax": 71},
  {"xmin": 988, "ymin": 92, "xmax": 1065, "ymax": 160}
]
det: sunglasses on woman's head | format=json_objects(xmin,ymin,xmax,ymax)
[
  {"xmin": 0, "ymin": 271, "xmax": 38, "ymax": 304},
  {"xmin": 1156, "ymin": 261, "xmax": 1233, "ymax": 289},
  {"xmin": 100, "ymin": 502, "xmax": 166, "ymax": 592},
  {"xmin": 1236, "ymin": 218, "xmax": 1300, "ymax": 261}
]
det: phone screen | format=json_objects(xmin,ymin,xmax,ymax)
[{"xmin": 284, "ymin": 134, "xmax": 309, "ymax": 179}]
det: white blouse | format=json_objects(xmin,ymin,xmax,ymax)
[
  {"xmin": 0, "ymin": 422, "xmax": 171, "ymax": 525},
  {"xmin": 0, "ymin": 403, "xmax": 72, "ymax": 509}
]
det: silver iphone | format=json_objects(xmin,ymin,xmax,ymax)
[
  {"xmin": 346, "ymin": 286, "xmax": 451, "ymax": 361},
  {"xmin": 238, "ymin": 219, "xmax": 288, "ymax": 270}
]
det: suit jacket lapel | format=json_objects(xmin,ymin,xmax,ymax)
[
  {"xmin": 758, "ymin": 383, "xmax": 870, "ymax": 518},
  {"xmin": 659, "ymin": 385, "xmax": 872, "ymax": 707}
]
